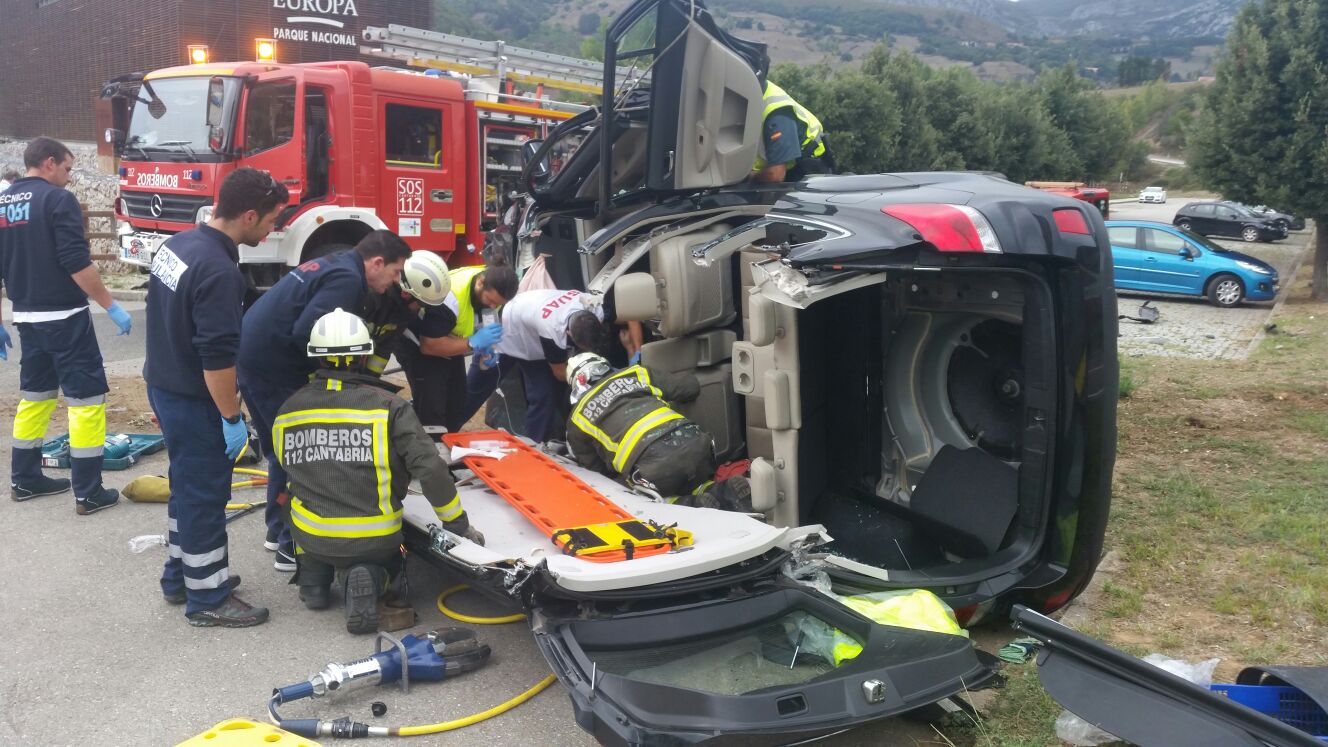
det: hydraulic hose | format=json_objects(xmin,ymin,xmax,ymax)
[
  {"xmin": 390, "ymin": 675, "xmax": 557, "ymax": 736},
  {"xmin": 233, "ymin": 467, "xmax": 269, "ymax": 478},
  {"xmin": 436, "ymin": 584, "xmax": 526, "ymax": 624}
]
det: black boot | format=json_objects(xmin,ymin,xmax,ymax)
[
  {"xmin": 11, "ymin": 474, "xmax": 71, "ymax": 502},
  {"xmin": 344, "ymin": 564, "xmax": 386, "ymax": 634},
  {"xmin": 187, "ymin": 593, "xmax": 270, "ymax": 628},
  {"xmin": 300, "ymin": 584, "xmax": 332, "ymax": 610}
]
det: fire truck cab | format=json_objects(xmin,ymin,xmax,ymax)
[{"xmin": 109, "ymin": 57, "xmax": 575, "ymax": 287}]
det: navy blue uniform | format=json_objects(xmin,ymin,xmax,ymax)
[
  {"xmin": 1, "ymin": 176, "xmax": 110, "ymax": 499},
  {"xmin": 361, "ymin": 290, "xmax": 459, "ymax": 428},
  {"xmin": 143, "ymin": 224, "xmax": 247, "ymax": 615},
  {"xmin": 237, "ymin": 250, "xmax": 366, "ymax": 557}
]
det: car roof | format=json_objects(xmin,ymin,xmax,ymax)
[{"xmin": 1104, "ymin": 219, "xmax": 1181, "ymax": 229}]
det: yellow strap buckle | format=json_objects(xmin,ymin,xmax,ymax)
[{"xmin": 550, "ymin": 519, "xmax": 694, "ymax": 560}]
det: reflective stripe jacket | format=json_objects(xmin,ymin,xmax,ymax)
[
  {"xmin": 567, "ymin": 365, "xmax": 701, "ymax": 477},
  {"xmin": 753, "ymin": 81, "xmax": 825, "ymax": 172},
  {"xmin": 448, "ymin": 266, "xmax": 485, "ymax": 338},
  {"xmin": 273, "ymin": 370, "xmax": 464, "ymax": 560}
]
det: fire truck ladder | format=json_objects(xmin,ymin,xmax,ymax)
[{"xmin": 360, "ymin": 24, "xmax": 611, "ymax": 96}]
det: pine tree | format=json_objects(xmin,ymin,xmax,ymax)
[{"xmin": 1190, "ymin": 0, "xmax": 1328, "ymax": 299}]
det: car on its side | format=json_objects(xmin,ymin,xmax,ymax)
[
  {"xmin": 1173, "ymin": 200, "xmax": 1286, "ymax": 242},
  {"xmin": 1138, "ymin": 185, "xmax": 1167, "ymax": 203},
  {"xmin": 1107, "ymin": 219, "xmax": 1279, "ymax": 307}
]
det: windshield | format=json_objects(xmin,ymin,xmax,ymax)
[
  {"xmin": 1177, "ymin": 227, "xmax": 1234, "ymax": 253},
  {"xmin": 124, "ymin": 77, "xmax": 240, "ymax": 162}
]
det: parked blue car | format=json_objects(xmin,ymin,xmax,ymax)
[{"xmin": 1106, "ymin": 220, "xmax": 1279, "ymax": 307}]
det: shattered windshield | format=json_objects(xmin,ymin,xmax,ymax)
[{"xmin": 125, "ymin": 77, "xmax": 239, "ymax": 161}]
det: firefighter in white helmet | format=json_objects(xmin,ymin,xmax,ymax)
[
  {"xmin": 273, "ymin": 307, "xmax": 483, "ymax": 634},
  {"xmin": 361, "ymin": 250, "xmax": 514, "ymax": 431}
]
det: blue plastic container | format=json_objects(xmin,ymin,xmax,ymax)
[{"xmin": 1210, "ymin": 684, "xmax": 1328, "ymax": 741}]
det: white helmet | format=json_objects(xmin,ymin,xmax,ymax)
[
  {"xmin": 307, "ymin": 308, "xmax": 374, "ymax": 357},
  {"xmin": 567, "ymin": 352, "xmax": 611, "ymax": 402},
  {"xmin": 400, "ymin": 250, "xmax": 452, "ymax": 306}
]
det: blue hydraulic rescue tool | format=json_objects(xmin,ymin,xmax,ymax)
[{"xmin": 268, "ymin": 628, "xmax": 491, "ymax": 739}]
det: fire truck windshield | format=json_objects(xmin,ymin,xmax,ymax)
[{"xmin": 124, "ymin": 76, "xmax": 239, "ymax": 162}]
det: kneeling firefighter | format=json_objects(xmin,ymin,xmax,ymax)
[
  {"xmin": 273, "ymin": 308, "xmax": 484, "ymax": 634},
  {"xmin": 564, "ymin": 353, "xmax": 751, "ymax": 511}
]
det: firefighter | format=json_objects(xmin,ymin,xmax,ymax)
[
  {"xmin": 273, "ymin": 308, "xmax": 483, "ymax": 634},
  {"xmin": 361, "ymin": 253, "xmax": 513, "ymax": 432},
  {"xmin": 143, "ymin": 167, "xmax": 288, "ymax": 626},
  {"xmin": 751, "ymin": 81, "xmax": 832, "ymax": 183},
  {"xmin": 459, "ymin": 287, "xmax": 608, "ymax": 444},
  {"xmin": 564, "ymin": 353, "xmax": 752, "ymax": 511},
  {"xmin": 1, "ymin": 137, "xmax": 131, "ymax": 512},
  {"xmin": 238, "ymin": 230, "xmax": 412, "ymax": 573}
]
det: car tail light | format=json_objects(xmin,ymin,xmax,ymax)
[
  {"xmin": 881, "ymin": 203, "xmax": 1002, "ymax": 253},
  {"xmin": 1053, "ymin": 207, "xmax": 1091, "ymax": 236}
]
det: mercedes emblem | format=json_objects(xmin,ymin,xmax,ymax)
[{"xmin": 150, "ymin": 193, "xmax": 164, "ymax": 218}]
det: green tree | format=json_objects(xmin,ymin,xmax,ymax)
[{"xmin": 1190, "ymin": 0, "xmax": 1328, "ymax": 299}]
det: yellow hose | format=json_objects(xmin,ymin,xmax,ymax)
[
  {"xmin": 233, "ymin": 467, "xmax": 269, "ymax": 478},
  {"xmin": 225, "ymin": 502, "xmax": 260, "ymax": 510},
  {"xmin": 392, "ymin": 674, "xmax": 558, "ymax": 736},
  {"xmin": 436, "ymin": 584, "xmax": 526, "ymax": 624},
  {"xmin": 357, "ymin": 585, "xmax": 552, "ymax": 736}
]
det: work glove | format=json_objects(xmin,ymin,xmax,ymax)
[
  {"xmin": 106, "ymin": 302, "xmax": 132, "ymax": 336},
  {"xmin": 0, "ymin": 325, "xmax": 10, "ymax": 361},
  {"xmin": 628, "ymin": 350, "xmax": 641, "ymax": 366},
  {"xmin": 221, "ymin": 414, "xmax": 249, "ymax": 461},
  {"xmin": 444, "ymin": 518, "xmax": 485, "ymax": 546},
  {"xmin": 468, "ymin": 323, "xmax": 502, "ymax": 351}
]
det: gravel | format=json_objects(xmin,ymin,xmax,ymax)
[{"xmin": 1108, "ymin": 198, "xmax": 1312, "ymax": 361}]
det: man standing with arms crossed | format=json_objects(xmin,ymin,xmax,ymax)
[
  {"xmin": 1, "ymin": 137, "xmax": 131, "ymax": 512},
  {"xmin": 144, "ymin": 168, "xmax": 288, "ymax": 627}
]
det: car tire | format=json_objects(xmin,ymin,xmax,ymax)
[
  {"xmin": 1207, "ymin": 274, "xmax": 1244, "ymax": 307},
  {"xmin": 1241, "ymin": 226, "xmax": 1260, "ymax": 242},
  {"xmin": 1178, "ymin": 220, "xmax": 1192, "ymax": 231},
  {"xmin": 1274, "ymin": 219, "xmax": 1289, "ymax": 233}
]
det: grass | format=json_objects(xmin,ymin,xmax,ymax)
[{"xmin": 935, "ymin": 250, "xmax": 1328, "ymax": 745}]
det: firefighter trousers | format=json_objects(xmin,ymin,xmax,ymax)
[
  {"xmin": 148, "ymin": 385, "xmax": 233, "ymax": 615},
  {"xmin": 238, "ymin": 371, "xmax": 302, "ymax": 553},
  {"xmin": 396, "ymin": 343, "xmax": 466, "ymax": 431},
  {"xmin": 629, "ymin": 423, "xmax": 716, "ymax": 498},
  {"xmin": 11, "ymin": 310, "xmax": 108, "ymax": 498}
]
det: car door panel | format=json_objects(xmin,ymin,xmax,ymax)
[
  {"xmin": 1107, "ymin": 226, "xmax": 1142, "ymax": 289},
  {"xmin": 1139, "ymin": 228, "xmax": 1204, "ymax": 294}
]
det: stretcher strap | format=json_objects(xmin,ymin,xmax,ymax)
[{"xmin": 551, "ymin": 520, "xmax": 693, "ymax": 560}]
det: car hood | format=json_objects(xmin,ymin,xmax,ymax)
[{"xmin": 1212, "ymin": 249, "xmax": 1276, "ymax": 271}]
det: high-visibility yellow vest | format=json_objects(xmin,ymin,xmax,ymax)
[
  {"xmin": 449, "ymin": 266, "xmax": 485, "ymax": 338},
  {"xmin": 753, "ymin": 81, "xmax": 825, "ymax": 171}
]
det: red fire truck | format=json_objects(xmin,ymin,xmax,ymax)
[
  {"xmin": 105, "ymin": 26, "xmax": 594, "ymax": 287},
  {"xmin": 1025, "ymin": 181, "xmax": 1111, "ymax": 219}
]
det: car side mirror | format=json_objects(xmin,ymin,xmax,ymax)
[
  {"xmin": 520, "ymin": 139, "xmax": 550, "ymax": 187},
  {"xmin": 1178, "ymin": 247, "xmax": 1194, "ymax": 259}
]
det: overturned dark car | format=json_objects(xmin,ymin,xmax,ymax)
[{"xmin": 402, "ymin": 1, "xmax": 1123, "ymax": 743}]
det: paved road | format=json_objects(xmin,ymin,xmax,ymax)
[{"xmin": 0, "ymin": 298, "xmax": 148, "ymax": 393}]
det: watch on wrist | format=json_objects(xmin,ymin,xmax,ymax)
[{"xmin": 224, "ymin": 413, "xmax": 243, "ymax": 425}]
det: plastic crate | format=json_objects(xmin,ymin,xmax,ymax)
[{"xmin": 1210, "ymin": 684, "xmax": 1328, "ymax": 741}]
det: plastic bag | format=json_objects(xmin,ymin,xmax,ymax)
[
  {"xmin": 128, "ymin": 534, "xmax": 167, "ymax": 554},
  {"xmin": 1055, "ymin": 654, "xmax": 1220, "ymax": 745}
]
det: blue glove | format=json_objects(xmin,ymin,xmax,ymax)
[
  {"xmin": 0, "ymin": 325, "xmax": 10, "ymax": 362},
  {"xmin": 221, "ymin": 415, "xmax": 248, "ymax": 461},
  {"xmin": 106, "ymin": 302, "xmax": 132, "ymax": 336},
  {"xmin": 628, "ymin": 350, "xmax": 641, "ymax": 366},
  {"xmin": 469, "ymin": 323, "xmax": 502, "ymax": 351}
]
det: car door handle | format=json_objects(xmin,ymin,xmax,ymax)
[{"xmin": 1145, "ymin": 257, "xmax": 1157, "ymax": 262}]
